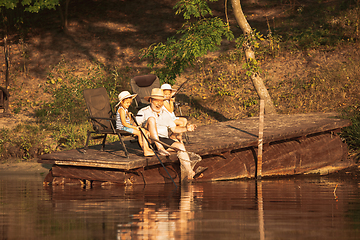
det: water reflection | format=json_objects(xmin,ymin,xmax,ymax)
[
  {"xmin": 1, "ymin": 173, "xmax": 360, "ymax": 239},
  {"xmin": 257, "ymin": 181, "xmax": 265, "ymax": 240}
]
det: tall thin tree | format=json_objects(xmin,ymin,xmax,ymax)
[{"xmin": 231, "ymin": 0, "xmax": 276, "ymax": 114}]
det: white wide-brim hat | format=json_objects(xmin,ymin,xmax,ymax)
[
  {"xmin": 160, "ymin": 83, "xmax": 177, "ymax": 93},
  {"xmin": 144, "ymin": 88, "xmax": 166, "ymax": 102},
  {"xmin": 115, "ymin": 91, "xmax": 137, "ymax": 107}
]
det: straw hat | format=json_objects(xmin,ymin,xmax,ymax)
[
  {"xmin": 160, "ymin": 83, "xmax": 177, "ymax": 93},
  {"xmin": 144, "ymin": 88, "xmax": 165, "ymax": 102},
  {"xmin": 115, "ymin": 91, "xmax": 137, "ymax": 107}
]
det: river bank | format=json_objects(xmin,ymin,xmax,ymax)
[{"xmin": 0, "ymin": 161, "xmax": 52, "ymax": 175}]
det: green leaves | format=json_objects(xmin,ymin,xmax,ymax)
[
  {"xmin": 174, "ymin": 0, "xmax": 217, "ymax": 19},
  {"xmin": 341, "ymin": 105, "xmax": 360, "ymax": 154},
  {"xmin": 140, "ymin": 0, "xmax": 234, "ymax": 83},
  {"xmin": 141, "ymin": 17, "xmax": 234, "ymax": 83},
  {"xmin": 1, "ymin": 0, "xmax": 60, "ymax": 13}
]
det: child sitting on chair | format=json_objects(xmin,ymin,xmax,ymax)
[
  {"xmin": 116, "ymin": 91, "xmax": 154, "ymax": 157},
  {"xmin": 161, "ymin": 84, "xmax": 188, "ymax": 143}
]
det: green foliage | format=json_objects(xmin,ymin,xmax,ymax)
[
  {"xmin": 141, "ymin": 0, "xmax": 233, "ymax": 83},
  {"xmin": 235, "ymin": 30, "xmax": 265, "ymax": 76},
  {"xmin": 174, "ymin": 0, "xmax": 217, "ymax": 19},
  {"xmin": 48, "ymin": 123, "xmax": 87, "ymax": 150},
  {"xmin": 36, "ymin": 62, "xmax": 127, "ymax": 125},
  {"xmin": 341, "ymin": 104, "xmax": 360, "ymax": 157},
  {"xmin": 289, "ymin": 26, "xmax": 342, "ymax": 49},
  {"xmin": 0, "ymin": 0, "xmax": 60, "ymax": 13},
  {"xmin": 266, "ymin": 19, "xmax": 282, "ymax": 58},
  {"xmin": 280, "ymin": 1, "xmax": 360, "ymax": 50},
  {"xmin": 242, "ymin": 58, "xmax": 260, "ymax": 77},
  {"xmin": 236, "ymin": 30, "xmax": 265, "ymax": 50},
  {"xmin": 0, "ymin": 125, "xmax": 47, "ymax": 161},
  {"xmin": 0, "ymin": 129, "xmax": 10, "ymax": 159}
]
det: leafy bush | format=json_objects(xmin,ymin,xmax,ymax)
[
  {"xmin": 0, "ymin": 125, "xmax": 48, "ymax": 161},
  {"xmin": 36, "ymin": 62, "xmax": 130, "ymax": 125},
  {"xmin": 341, "ymin": 105, "xmax": 360, "ymax": 158}
]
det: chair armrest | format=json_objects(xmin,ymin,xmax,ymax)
[{"xmin": 88, "ymin": 116, "xmax": 114, "ymax": 121}]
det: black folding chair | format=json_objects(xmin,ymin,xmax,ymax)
[{"xmin": 83, "ymin": 87, "xmax": 132, "ymax": 157}]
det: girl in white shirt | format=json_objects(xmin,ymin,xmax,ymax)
[{"xmin": 161, "ymin": 84, "xmax": 187, "ymax": 143}]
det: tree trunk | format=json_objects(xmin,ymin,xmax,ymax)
[
  {"xmin": 64, "ymin": 0, "xmax": 70, "ymax": 30},
  {"xmin": 230, "ymin": 0, "xmax": 277, "ymax": 115},
  {"xmin": 58, "ymin": 0, "xmax": 70, "ymax": 32}
]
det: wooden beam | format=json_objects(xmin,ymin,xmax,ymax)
[{"xmin": 257, "ymin": 99, "xmax": 265, "ymax": 179}]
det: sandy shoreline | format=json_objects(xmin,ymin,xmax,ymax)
[{"xmin": 0, "ymin": 160, "xmax": 52, "ymax": 175}]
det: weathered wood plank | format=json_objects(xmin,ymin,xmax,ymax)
[
  {"xmin": 39, "ymin": 141, "xmax": 179, "ymax": 170},
  {"xmin": 51, "ymin": 165, "xmax": 127, "ymax": 183},
  {"xmin": 193, "ymin": 132, "xmax": 350, "ymax": 181},
  {"xmin": 185, "ymin": 112, "xmax": 350, "ymax": 155}
]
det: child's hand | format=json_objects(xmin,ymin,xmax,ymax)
[{"xmin": 186, "ymin": 124, "xmax": 196, "ymax": 132}]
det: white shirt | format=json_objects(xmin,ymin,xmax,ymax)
[
  {"xmin": 162, "ymin": 105, "xmax": 178, "ymax": 121},
  {"xmin": 136, "ymin": 105, "xmax": 176, "ymax": 138}
]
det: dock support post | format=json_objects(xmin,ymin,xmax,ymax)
[{"xmin": 257, "ymin": 99, "xmax": 265, "ymax": 179}]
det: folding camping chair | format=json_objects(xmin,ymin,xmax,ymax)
[
  {"xmin": 130, "ymin": 74, "xmax": 160, "ymax": 109},
  {"xmin": 83, "ymin": 87, "xmax": 132, "ymax": 158}
]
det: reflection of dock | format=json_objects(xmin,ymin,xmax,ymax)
[
  {"xmin": 43, "ymin": 179, "xmax": 353, "ymax": 240},
  {"xmin": 38, "ymin": 113, "xmax": 354, "ymax": 186}
]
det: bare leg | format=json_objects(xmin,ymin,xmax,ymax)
[
  {"xmin": 172, "ymin": 142, "xmax": 195, "ymax": 179},
  {"xmin": 146, "ymin": 117, "xmax": 170, "ymax": 156},
  {"xmin": 134, "ymin": 129, "xmax": 154, "ymax": 156}
]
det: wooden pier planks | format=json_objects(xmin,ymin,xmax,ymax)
[
  {"xmin": 38, "ymin": 139, "xmax": 180, "ymax": 170},
  {"xmin": 184, "ymin": 112, "xmax": 350, "ymax": 155},
  {"xmin": 38, "ymin": 112, "xmax": 351, "ymax": 171}
]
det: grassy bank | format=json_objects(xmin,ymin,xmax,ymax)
[{"xmin": 0, "ymin": 0, "xmax": 360, "ymax": 162}]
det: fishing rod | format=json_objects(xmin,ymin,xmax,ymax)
[
  {"xmin": 150, "ymin": 137, "xmax": 186, "ymax": 153},
  {"xmin": 172, "ymin": 78, "xmax": 190, "ymax": 97},
  {"xmin": 171, "ymin": 78, "xmax": 191, "ymax": 143},
  {"xmin": 129, "ymin": 113, "xmax": 178, "ymax": 188}
]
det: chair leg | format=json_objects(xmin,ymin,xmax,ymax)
[
  {"xmin": 117, "ymin": 133, "xmax": 129, "ymax": 158},
  {"xmin": 101, "ymin": 134, "xmax": 107, "ymax": 151},
  {"xmin": 84, "ymin": 131, "xmax": 92, "ymax": 153}
]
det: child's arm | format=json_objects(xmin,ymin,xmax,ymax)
[
  {"xmin": 119, "ymin": 108, "xmax": 138, "ymax": 130},
  {"xmin": 163, "ymin": 99, "xmax": 174, "ymax": 113}
]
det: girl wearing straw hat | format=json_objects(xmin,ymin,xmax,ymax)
[
  {"xmin": 161, "ymin": 83, "xmax": 188, "ymax": 143},
  {"xmin": 116, "ymin": 91, "xmax": 154, "ymax": 157}
]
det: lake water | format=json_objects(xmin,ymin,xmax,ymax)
[{"xmin": 1, "ymin": 170, "xmax": 360, "ymax": 240}]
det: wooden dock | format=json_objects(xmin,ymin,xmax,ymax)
[{"xmin": 38, "ymin": 112, "xmax": 354, "ymax": 186}]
